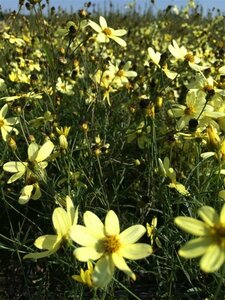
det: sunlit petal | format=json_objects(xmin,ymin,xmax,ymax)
[
  {"xmin": 73, "ymin": 246, "xmax": 103, "ymax": 262},
  {"xmin": 119, "ymin": 225, "xmax": 146, "ymax": 244},
  {"xmin": 120, "ymin": 243, "xmax": 152, "ymax": 260},
  {"xmin": 105, "ymin": 210, "xmax": 120, "ymax": 236}
]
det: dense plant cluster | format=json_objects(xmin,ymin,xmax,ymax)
[{"xmin": 1, "ymin": 0, "xmax": 225, "ymax": 299}]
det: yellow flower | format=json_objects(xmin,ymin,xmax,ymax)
[
  {"xmin": 168, "ymin": 39, "xmax": 209, "ymax": 71},
  {"xmin": 3, "ymin": 140, "xmax": 54, "ymax": 184},
  {"xmin": 24, "ymin": 196, "xmax": 78, "ymax": 260},
  {"xmin": 88, "ymin": 16, "xmax": 127, "ymax": 47},
  {"xmin": 0, "ymin": 104, "xmax": 19, "ymax": 141},
  {"xmin": 70, "ymin": 210, "xmax": 152, "ymax": 287},
  {"xmin": 72, "ymin": 261, "xmax": 94, "ymax": 288},
  {"xmin": 175, "ymin": 204, "xmax": 225, "ymax": 272}
]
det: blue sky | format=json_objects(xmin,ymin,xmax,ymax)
[{"xmin": 0, "ymin": 0, "xmax": 224, "ymax": 14}]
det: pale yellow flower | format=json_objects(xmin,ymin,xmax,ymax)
[
  {"xmin": 0, "ymin": 104, "xmax": 19, "ymax": 141},
  {"xmin": 88, "ymin": 16, "xmax": 127, "ymax": 47},
  {"xmin": 70, "ymin": 210, "xmax": 152, "ymax": 287},
  {"xmin": 24, "ymin": 196, "xmax": 78, "ymax": 259},
  {"xmin": 175, "ymin": 204, "xmax": 225, "ymax": 273}
]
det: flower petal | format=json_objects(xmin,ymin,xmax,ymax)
[
  {"xmin": 198, "ymin": 206, "xmax": 219, "ymax": 226},
  {"xmin": 52, "ymin": 207, "xmax": 70, "ymax": 237},
  {"xmin": 112, "ymin": 252, "xmax": 136, "ymax": 280},
  {"xmin": 83, "ymin": 211, "xmax": 104, "ymax": 238},
  {"xmin": 34, "ymin": 234, "xmax": 59, "ymax": 250},
  {"xmin": 200, "ymin": 244, "xmax": 225, "ymax": 272},
  {"xmin": 23, "ymin": 250, "xmax": 53, "ymax": 260},
  {"xmin": 105, "ymin": 210, "xmax": 120, "ymax": 236},
  {"xmin": 18, "ymin": 184, "xmax": 34, "ymax": 204},
  {"xmin": 66, "ymin": 196, "xmax": 77, "ymax": 226},
  {"xmin": 174, "ymin": 216, "xmax": 209, "ymax": 236},
  {"xmin": 0, "ymin": 103, "xmax": 8, "ymax": 118},
  {"xmin": 88, "ymin": 20, "xmax": 102, "ymax": 33},
  {"xmin": 28, "ymin": 142, "xmax": 39, "ymax": 161},
  {"xmin": 73, "ymin": 246, "xmax": 102, "ymax": 262},
  {"xmin": 99, "ymin": 16, "xmax": 107, "ymax": 29},
  {"xmin": 70, "ymin": 225, "xmax": 99, "ymax": 246},
  {"xmin": 92, "ymin": 255, "xmax": 115, "ymax": 288},
  {"xmin": 119, "ymin": 225, "xmax": 146, "ymax": 244},
  {"xmin": 120, "ymin": 243, "xmax": 152, "ymax": 260},
  {"xmin": 178, "ymin": 237, "xmax": 212, "ymax": 258},
  {"xmin": 35, "ymin": 140, "xmax": 54, "ymax": 162},
  {"xmin": 3, "ymin": 161, "xmax": 27, "ymax": 173}
]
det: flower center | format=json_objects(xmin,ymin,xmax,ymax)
[
  {"xmin": 184, "ymin": 53, "xmax": 195, "ymax": 63},
  {"xmin": 103, "ymin": 235, "xmax": 121, "ymax": 253},
  {"xmin": 0, "ymin": 118, "xmax": 4, "ymax": 127},
  {"xmin": 184, "ymin": 106, "xmax": 195, "ymax": 115},
  {"xmin": 116, "ymin": 69, "xmax": 125, "ymax": 77},
  {"xmin": 103, "ymin": 27, "xmax": 112, "ymax": 36},
  {"xmin": 204, "ymin": 84, "xmax": 214, "ymax": 92},
  {"xmin": 211, "ymin": 223, "xmax": 225, "ymax": 245}
]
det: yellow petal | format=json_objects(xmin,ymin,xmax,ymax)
[
  {"xmin": 200, "ymin": 244, "xmax": 225, "ymax": 272},
  {"xmin": 70, "ymin": 225, "xmax": 99, "ymax": 246},
  {"xmin": 112, "ymin": 252, "xmax": 136, "ymax": 280},
  {"xmin": 178, "ymin": 237, "xmax": 212, "ymax": 258},
  {"xmin": 52, "ymin": 207, "xmax": 70, "ymax": 237},
  {"xmin": 120, "ymin": 243, "xmax": 152, "ymax": 260},
  {"xmin": 198, "ymin": 206, "xmax": 219, "ymax": 226},
  {"xmin": 35, "ymin": 140, "xmax": 54, "ymax": 162},
  {"xmin": 119, "ymin": 225, "xmax": 146, "ymax": 244},
  {"xmin": 92, "ymin": 255, "xmax": 114, "ymax": 288},
  {"xmin": 105, "ymin": 210, "xmax": 120, "ymax": 236},
  {"xmin": 83, "ymin": 211, "xmax": 104, "ymax": 238},
  {"xmin": 34, "ymin": 234, "xmax": 59, "ymax": 250},
  {"xmin": 175, "ymin": 216, "xmax": 209, "ymax": 236},
  {"xmin": 73, "ymin": 246, "xmax": 102, "ymax": 262}
]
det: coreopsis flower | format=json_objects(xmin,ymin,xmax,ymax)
[
  {"xmin": 147, "ymin": 47, "xmax": 177, "ymax": 80},
  {"xmin": 108, "ymin": 60, "xmax": 137, "ymax": 88},
  {"xmin": 18, "ymin": 182, "xmax": 41, "ymax": 205},
  {"xmin": 24, "ymin": 196, "xmax": 78, "ymax": 260},
  {"xmin": 56, "ymin": 77, "xmax": 74, "ymax": 95},
  {"xmin": 158, "ymin": 157, "xmax": 190, "ymax": 196},
  {"xmin": 3, "ymin": 140, "xmax": 54, "ymax": 184},
  {"xmin": 175, "ymin": 204, "xmax": 225, "ymax": 272},
  {"xmin": 0, "ymin": 104, "xmax": 19, "ymax": 141},
  {"xmin": 168, "ymin": 40, "xmax": 209, "ymax": 71},
  {"xmin": 146, "ymin": 217, "xmax": 162, "ymax": 248},
  {"xmin": 168, "ymin": 90, "xmax": 219, "ymax": 131},
  {"xmin": 70, "ymin": 210, "xmax": 152, "ymax": 287},
  {"xmin": 88, "ymin": 16, "xmax": 127, "ymax": 47},
  {"xmin": 72, "ymin": 261, "xmax": 94, "ymax": 288}
]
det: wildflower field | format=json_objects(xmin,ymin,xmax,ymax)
[{"xmin": 1, "ymin": 0, "xmax": 225, "ymax": 299}]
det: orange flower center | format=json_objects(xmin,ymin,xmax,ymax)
[
  {"xmin": 116, "ymin": 69, "xmax": 125, "ymax": 77},
  {"xmin": 103, "ymin": 27, "xmax": 112, "ymax": 36},
  {"xmin": 204, "ymin": 84, "xmax": 214, "ymax": 92},
  {"xmin": 184, "ymin": 106, "xmax": 195, "ymax": 115},
  {"xmin": 184, "ymin": 53, "xmax": 195, "ymax": 63},
  {"xmin": 103, "ymin": 235, "xmax": 121, "ymax": 253}
]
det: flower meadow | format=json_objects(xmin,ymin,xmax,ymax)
[{"xmin": 1, "ymin": 0, "xmax": 225, "ymax": 299}]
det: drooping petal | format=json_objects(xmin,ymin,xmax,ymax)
[
  {"xmin": 198, "ymin": 206, "xmax": 219, "ymax": 226},
  {"xmin": 73, "ymin": 246, "xmax": 103, "ymax": 262},
  {"xmin": 3, "ymin": 161, "xmax": 27, "ymax": 173},
  {"xmin": 178, "ymin": 237, "xmax": 212, "ymax": 258},
  {"xmin": 4, "ymin": 117, "xmax": 19, "ymax": 125},
  {"xmin": 92, "ymin": 255, "xmax": 115, "ymax": 288},
  {"xmin": 70, "ymin": 225, "xmax": 100, "ymax": 246},
  {"xmin": 83, "ymin": 211, "xmax": 104, "ymax": 238},
  {"xmin": 174, "ymin": 216, "xmax": 209, "ymax": 236},
  {"xmin": 119, "ymin": 225, "xmax": 146, "ymax": 244},
  {"xmin": 23, "ymin": 250, "xmax": 53, "ymax": 260},
  {"xmin": 112, "ymin": 252, "xmax": 136, "ymax": 280},
  {"xmin": 35, "ymin": 140, "xmax": 54, "ymax": 162},
  {"xmin": 31, "ymin": 184, "xmax": 42, "ymax": 200},
  {"xmin": 18, "ymin": 184, "xmax": 34, "ymax": 204},
  {"xmin": 105, "ymin": 210, "xmax": 120, "ymax": 236},
  {"xmin": 120, "ymin": 243, "xmax": 152, "ymax": 260},
  {"xmin": 28, "ymin": 142, "xmax": 39, "ymax": 161},
  {"xmin": 34, "ymin": 234, "xmax": 59, "ymax": 250},
  {"xmin": 200, "ymin": 244, "xmax": 225, "ymax": 272},
  {"xmin": 7, "ymin": 171, "xmax": 26, "ymax": 184},
  {"xmin": 52, "ymin": 207, "xmax": 70, "ymax": 237}
]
